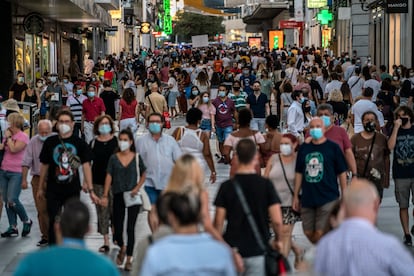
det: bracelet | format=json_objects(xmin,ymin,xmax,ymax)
[
  {"xmin": 211, "ymin": 172, "xmax": 216, "ymax": 175},
  {"xmin": 88, "ymin": 188, "xmax": 94, "ymax": 193}
]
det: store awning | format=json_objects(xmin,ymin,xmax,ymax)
[
  {"xmin": 184, "ymin": 0, "xmax": 236, "ymax": 16},
  {"xmin": 243, "ymin": 3, "xmax": 288, "ymax": 25}
]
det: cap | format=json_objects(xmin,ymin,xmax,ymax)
[{"xmin": 3, "ymin": 99, "xmax": 20, "ymax": 112}]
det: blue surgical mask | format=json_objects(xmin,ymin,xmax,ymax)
[
  {"xmin": 310, "ymin": 128, "xmax": 323, "ymax": 140},
  {"xmin": 218, "ymin": 91, "xmax": 226, "ymax": 98},
  {"xmin": 38, "ymin": 135, "xmax": 49, "ymax": 142},
  {"xmin": 18, "ymin": 76, "xmax": 24, "ymax": 83},
  {"xmin": 50, "ymin": 77, "xmax": 57, "ymax": 83},
  {"xmin": 321, "ymin": 115, "xmax": 331, "ymax": 128},
  {"xmin": 63, "ymin": 79, "xmax": 68, "ymax": 84},
  {"xmin": 300, "ymin": 97, "xmax": 306, "ymax": 104},
  {"xmin": 192, "ymin": 90, "xmax": 198, "ymax": 96},
  {"xmin": 148, "ymin": 122, "xmax": 161, "ymax": 134},
  {"xmin": 87, "ymin": 91, "xmax": 95, "ymax": 98},
  {"xmin": 98, "ymin": 124, "xmax": 111, "ymax": 135},
  {"xmin": 76, "ymin": 89, "xmax": 83, "ymax": 96},
  {"xmin": 202, "ymin": 97, "xmax": 209, "ymax": 103}
]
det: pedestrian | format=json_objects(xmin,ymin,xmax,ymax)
[
  {"xmin": 228, "ymin": 80, "xmax": 248, "ymax": 112},
  {"xmin": 82, "ymin": 85, "xmax": 106, "ymax": 144},
  {"xmin": 101, "ymin": 129, "xmax": 146, "ymax": 271},
  {"xmin": 197, "ymin": 91, "xmax": 216, "ymax": 138},
  {"xmin": 214, "ymin": 138, "xmax": 283, "ymax": 276},
  {"xmin": 69, "ymin": 54, "xmax": 81, "ymax": 82},
  {"xmin": 21, "ymin": 83, "xmax": 41, "ymax": 108},
  {"xmin": 144, "ymin": 82, "xmax": 168, "ymax": 119},
  {"xmin": 21, "ymin": 120, "xmax": 55, "ymax": 246},
  {"xmin": 37, "ymin": 109, "xmax": 98, "ymax": 244},
  {"xmin": 246, "ymin": 81, "xmax": 270, "ymax": 133},
  {"xmin": 167, "ymin": 69, "xmax": 179, "ymax": 118},
  {"xmin": 314, "ymin": 179, "xmax": 414, "ymax": 275},
  {"xmin": 264, "ymin": 133, "xmax": 303, "ymax": 268},
  {"xmin": 99, "ymin": 79, "xmax": 120, "ymax": 121},
  {"xmin": 118, "ymin": 87, "xmax": 139, "ymax": 134},
  {"xmin": 45, "ymin": 73, "xmax": 63, "ymax": 121},
  {"xmin": 135, "ymin": 112, "xmax": 182, "ymax": 232},
  {"xmin": 287, "ymin": 90, "xmax": 305, "ymax": 139},
  {"xmin": 90, "ymin": 115, "xmax": 118, "ymax": 253},
  {"xmin": 351, "ymin": 111, "xmax": 390, "ymax": 199},
  {"xmin": 14, "ymin": 198, "xmax": 120, "ymax": 276},
  {"xmin": 388, "ymin": 106, "xmax": 414, "ymax": 245},
  {"xmin": 172, "ymin": 108, "xmax": 216, "ymax": 184},
  {"xmin": 293, "ymin": 117, "xmax": 348, "ymax": 244},
  {"xmin": 0, "ymin": 113, "xmax": 32, "ymax": 238},
  {"xmin": 8, "ymin": 71, "xmax": 28, "ymax": 101},
  {"xmin": 65, "ymin": 83, "xmax": 87, "ymax": 138},
  {"xmin": 351, "ymin": 87, "xmax": 384, "ymax": 133},
  {"xmin": 141, "ymin": 192, "xmax": 236, "ymax": 276}
]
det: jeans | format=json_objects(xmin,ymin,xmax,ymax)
[
  {"xmin": 250, "ymin": 118, "xmax": 266, "ymax": 133},
  {"xmin": 0, "ymin": 170, "xmax": 29, "ymax": 227},
  {"xmin": 216, "ymin": 126, "xmax": 233, "ymax": 143},
  {"xmin": 241, "ymin": 255, "xmax": 265, "ymax": 276}
]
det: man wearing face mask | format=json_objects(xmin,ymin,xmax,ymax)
[
  {"xmin": 293, "ymin": 117, "xmax": 348, "ymax": 244},
  {"xmin": 240, "ymin": 67, "xmax": 255, "ymax": 96},
  {"xmin": 66, "ymin": 84, "xmax": 87, "ymax": 139},
  {"xmin": 351, "ymin": 111, "xmax": 390, "ymax": 200},
  {"xmin": 9, "ymin": 71, "xmax": 28, "ymax": 101},
  {"xmin": 287, "ymin": 90, "xmax": 305, "ymax": 138},
  {"xmin": 136, "ymin": 112, "xmax": 182, "ymax": 232},
  {"xmin": 45, "ymin": 73, "xmax": 63, "ymax": 121},
  {"xmin": 37, "ymin": 110, "xmax": 96, "ymax": 245},
  {"xmin": 388, "ymin": 106, "xmax": 414, "ymax": 246},
  {"xmin": 246, "ymin": 81, "xmax": 270, "ymax": 133},
  {"xmin": 81, "ymin": 85, "xmax": 106, "ymax": 144},
  {"xmin": 21, "ymin": 120, "xmax": 56, "ymax": 247}
]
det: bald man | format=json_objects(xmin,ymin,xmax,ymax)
[
  {"xmin": 315, "ymin": 179, "xmax": 414, "ymax": 275},
  {"xmin": 293, "ymin": 117, "xmax": 348, "ymax": 244}
]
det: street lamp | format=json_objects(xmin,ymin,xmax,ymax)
[{"xmin": 359, "ymin": 0, "xmax": 370, "ymax": 12}]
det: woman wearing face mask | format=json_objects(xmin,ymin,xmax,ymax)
[
  {"xmin": 21, "ymin": 83, "xmax": 41, "ymax": 109},
  {"xmin": 0, "ymin": 113, "xmax": 32, "ymax": 238},
  {"xmin": 302, "ymin": 98, "xmax": 313, "ymax": 133},
  {"xmin": 197, "ymin": 92, "xmax": 216, "ymax": 138},
  {"xmin": 90, "ymin": 115, "xmax": 118, "ymax": 254},
  {"xmin": 188, "ymin": 85, "xmax": 201, "ymax": 109},
  {"xmin": 101, "ymin": 129, "xmax": 147, "ymax": 271},
  {"xmin": 264, "ymin": 133, "xmax": 303, "ymax": 268}
]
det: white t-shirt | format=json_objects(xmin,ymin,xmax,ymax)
[
  {"xmin": 351, "ymin": 99, "xmax": 384, "ymax": 133},
  {"xmin": 348, "ymin": 76, "xmax": 365, "ymax": 99},
  {"xmin": 363, "ymin": 79, "xmax": 381, "ymax": 101},
  {"xmin": 325, "ymin": 80, "xmax": 343, "ymax": 98}
]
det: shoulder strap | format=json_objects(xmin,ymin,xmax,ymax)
[
  {"xmin": 278, "ymin": 154, "xmax": 294, "ymax": 195},
  {"xmin": 362, "ymin": 133, "xmax": 376, "ymax": 177},
  {"xmin": 350, "ymin": 77, "xmax": 361, "ymax": 89},
  {"xmin": 146, "ymin": 95, "xmax": 156, "ymax": 113},
  {"xmin": 135, "ymin": 153, "xmax": 140, "ymax": 183},
  {"xmin": 90, "ymin": 138, "xmax": 96, "ymax": 150},
  {"xmin": 233, "ymin": 179, "xmax": 266, "ymax": 252}
]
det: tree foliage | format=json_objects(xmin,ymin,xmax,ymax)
[{"xmin": 173, "ymin": 12, "xmax": 225, "ymax": 41}]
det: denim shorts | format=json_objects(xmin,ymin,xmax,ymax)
[
  {"xmin": 200, "ymin": 119, "xmax": 212, "ymax": 131},
  {"xmin": 144, "ymin": 186, "xmax": 162, "ymax": 204},
  {"xmin": 216, "ymin": 126, "xmax": 233, "ymax": 143}
]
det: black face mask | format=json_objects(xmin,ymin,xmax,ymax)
[
  {"xmin": 304, "ymin": 106, "xmax": 311, "ymax": 113},
  {"xmin": 401, "ymin": 117, "xmax": 409, "ymax": 126},
  {"xmin": 233, "ymin": 87, "xmax": 240, "ymax": 91},
  {"xmin": 363, "ymin": 121, "xmax": 376, "ymax": 132}
]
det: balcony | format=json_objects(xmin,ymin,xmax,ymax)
[{"xmin": 95, "ymin": 0, "xmax": 120, "ymax": 11}]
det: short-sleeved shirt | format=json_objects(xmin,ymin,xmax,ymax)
[
  {"xmin": 306, "ymin": 125, "xmax": 352, "ymax": 153},
  {"xmin": 82, "ymin": 97, "xmax": 106, "ymax": 122},
  {"xmin": 120, "ymin": 99, "xmax": 137, "ymax": 120},
  {"xmin": 214, "ymin": 174, "xmax": 281, "ymax": 257},
  {"xmin": 228, "ymin": 91, "xmax": 248, "ymax": 111},
  {"xmin": 145, "ymin": 92, "xmax": 167, "ymax": 114},
  {"xmin": 66, "ymin": 95, "xmax": 87, "ymax": 123},
  {"xmin": 295, "ymin": 139, "xmax": 348, "ymax": 208},
  {"xmin": 1, "ymin": 131, "xmax": 29, "ymax": 173},
  {"xmin": 106, "ymin": 153, "xmax": 146, "ymax": 194},
  {"xmin": 90, "ymin": 137, "xmax": 118, "ymax": 185},
  {"xmin": 246, "ymin": 93, "xmax": 268, "ymax": 118},
  {"xmin": 100, "ymin": 90, "xmax": 119, "ymax": 120},
  {"xmin": 240, "ymin": 75, "xmax": 256, "ymax": 95},
  {"xmin": 9, "ymin": 82, "xmax": 28, "ymax": 101},
  {"xmin": 392, "ymin": 126, "xmax": 414, "ymax": 179},
  {"xmin": 212, "ymin": 97, "xmax": 236, "ymax": 128},
  {"xmin": 39, "ymin": 135, "xmax": 92, "ymax": 196},
  {"xmin": 198, "ymin": 104, "xmax": 216, "ymax": 120}
]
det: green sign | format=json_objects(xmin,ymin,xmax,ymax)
[
  {"xmin": 317, "ymin": 10, "xmax": 333, "ymax": 25},
  {"xmin": 273, "ymin": 36, "xmax": 279, "ymax": 49},
  {"xmin": 163, "ymin": 0, "xmax": 172, "ymax": 34},
  {"xmin": 307, "ymin": 0, "xmax": 328, "ymax": 8}
]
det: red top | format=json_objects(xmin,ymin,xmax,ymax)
[
  {"xmin": 120, "ymin": 99, "xmax": 137, "ymax": 120},
  {"xmin": 104, "ymin": 71, "xmax": 114, "ymax": 82},
  {"xmin": 82, "ymin": 97, "xmax": 106, "ymax": 122}
]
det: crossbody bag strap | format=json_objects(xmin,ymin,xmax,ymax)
[
  {"xmin": 362, "ymin": 133, "xmax": 376, "ymax": 177},
  {"xmin": 278, "ymin": 154, "xmax": 294, "ymax": 195},
  {"xmin": 350, "ymin": 77, "xmax": 361, "ymax": 89},
  {"xmin": 146, "ymin": 95, "xmax": 156, "ymax": 113},
  {"xmin": 233, "ymin": 180, "xmax": 266, "ymax": 252},
  {"xmin": 135, "ymin": 153, "xmax": 140, "ymax": 184},
  {"xmin": 59, "ymin": 136, "xmax": 69, "ymax": 151}
]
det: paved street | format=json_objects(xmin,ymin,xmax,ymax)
[{"xmin": 0, "ymin": 117, "xmax": 412, "ymax": 275}]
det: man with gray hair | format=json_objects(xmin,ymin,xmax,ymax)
[
  {"xmin": 21, "ymin": 119, "xmax": 55, "ymax": 247},
  {"xmin": 315, "ymin": 179, "xmax": 414, "ymax": 275}
]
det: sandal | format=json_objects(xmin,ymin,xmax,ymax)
[
  {"xmin": 98, "ymin": 245, "xmax": 110, "ymax": 253},
  {"xmin": 294, "ymin": 249, "xmax": 305, "ymax": 269},
  {"xmin": 116, "ymin": 249, "xmax": 126, "ymax": 265}
]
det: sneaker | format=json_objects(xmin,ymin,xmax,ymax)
[
  {"xmin": 403, "ymin": 234, "xmax": 412, "ymax": 246},
  {"xmin": 22, "ymin": 220, "xmax": 33, "ymax": 237},
  {"xmin": 218, "ymin": 156, "xmax": 226, "ymax": 164},
  {"xmin": 37, "ymin": 239, "xmax": 48, "ymax": 247},
  {"xmin": 1, "ymin": 227, "xmax": 18, "ymax": 238},
  {"xmin": 215, "ymin": 153, "xmax": 221, "ymax": 159}
]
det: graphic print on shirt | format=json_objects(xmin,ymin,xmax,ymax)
[
  {"xmin": 305, "ymin": 152, "xmax": 324, "ymax": 183},
  {"xmin": 395, "ymin": 134, "xmax": 414, "ymax": 166},
  {"xmin": 218, "ymin": 101, "xmax": 229, "ymax": 115},
  {"xmin": 53, "ymin": 143, "xmax": 78, "ymax": 184}
]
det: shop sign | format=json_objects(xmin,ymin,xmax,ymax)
[
  {"xmin": 279, "ymin": 21, "xmax": 304, "ymax": 29},
  {"xmin": 307, "ymin": 0, "xmax": 327, "ymax": 9},
  {"xmin": 104, "ymin": 26, "xmax": 118, "ymax": 32},
  {"xmin": 23, "ymin": 13, "xmax": 44, "ymax": 34},
  {"xmin": 386, "ymin": 0, "xmax": 408, "ymax": 13},
  {"xmin": 141, "ymin": 22, "xmax": 151, "ymax": 34}
]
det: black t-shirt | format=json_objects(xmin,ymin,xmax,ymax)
[
  {"xmin": 90, "ymin": 136, "xmax": 118, "ymax": 185},
  {"xmin": 392, "ymin": 125, "xmax": 414, "ymax": 179},
  {"xmin": 100, "ymin": 90, "xmax": 120, "ymax": 120},
  {"xmin": 214, "ymin": 174, "xmax": 281, "ymax": 257},
  {"xmin": 40, "ymin": 134, "xmax": 92, "ymax": 195},
  {"xmin": 9, "ymin": 82, "xmax": 28, "ymax": 101}
]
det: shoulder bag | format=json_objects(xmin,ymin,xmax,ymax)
[
  {"xmin": 278, "ymin": 154, "xmax": 301, "ymax": 216},
  {"xmin": 125, "ymin": 153, "xmax": 152, "ymax": 211},
  {"xmin": 233, "ymin": 179, "xmax": 291, "ymax": 276}
]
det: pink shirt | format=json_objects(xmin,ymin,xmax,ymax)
[
  {"xmin": 198, "ymin": 104, "xmax": 216, "ymax": 120},
  {"xmin": 2, "ymin": 130, "xmax": 29, "ymax": 173}
]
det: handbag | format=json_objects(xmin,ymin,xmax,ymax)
[
  {"xmin": 59, "ymin": 137, "xmax": 81, "ymax": 170},
  {"xmin": 233, "ymin": 180, "xmax": 291, "ymax": 276},
  {"xmin": 123, "ymin": 190, "xmax": 142, "ymax": 207},
  {"xmin": 135, "ymin": 153, "xmax": 152, "ymax": 211}
]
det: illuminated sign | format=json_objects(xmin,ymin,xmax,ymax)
[
  {"xmin": 268, "ymin": 30, "xmax": 284, "ymax": 50},
  {"xmin": 141, "ymin": 22, "xmax": 151, "ymax": 34},
  {"xmin": 317, "ymin": 10, "xmax": 333, "ymax": 25},
  {"xmin": 322, "ymin": 28, "xmax": 331, "ymax": 48},
  {"xmin": 164, "ymin": 0, "xmax": 172, "ymax": 34},
  {"xmin": 248, "ymin": 37, "xmax": 261, "ymax": 48},
  {"xmin": 307, "ymin": 0, "xmax": 327, "ymax": 8}
]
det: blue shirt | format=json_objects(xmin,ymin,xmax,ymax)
[
  {"xmin": 295, "ymin": 139, "xmax": 347, "ymax": 208},
  {"xmin": 246, "ymin": 93, "xmax": 268, "ymax": 118},
  {"xmin": 240, "ymin": 75, "xmax": 256, "ymax": 95},
  {"xmin": 315, "ymin": 218, "xmax": 414, "ymax": 276},
  {"xmin": 141, "ymin": 233, "xmax": 236, "ymax": 276}
]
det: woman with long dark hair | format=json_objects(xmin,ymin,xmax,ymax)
[{"xmin": 118, "ymin": 88, "xmax": 138, "ymax": 134}]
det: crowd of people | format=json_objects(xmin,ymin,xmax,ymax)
[{"xmin": 2, "ymin": 44, "xmax": 414, "ymax": 275}]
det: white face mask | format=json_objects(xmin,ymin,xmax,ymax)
[
  {"xmin": 118, "ymin": 140, "xmax": 130, "ymax": 152},
  {"xmin": 59, "ymin": 124, "xmax": 71, "ymax": 135},
  {"xmin": 280, "ymin": 144, "xmax": 292, "ymax": 156}
]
